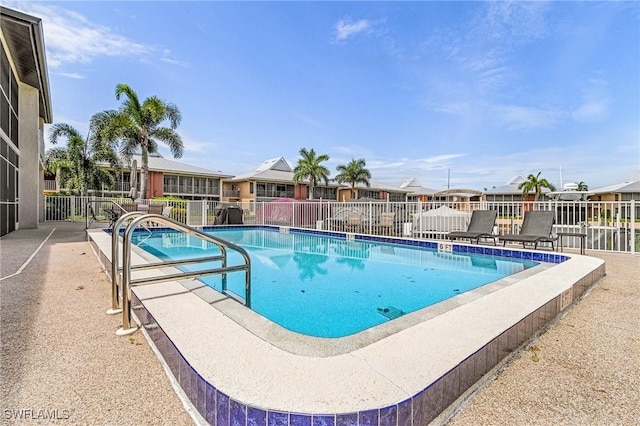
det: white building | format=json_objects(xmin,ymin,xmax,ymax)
[{"xmin": 1, "ymin": 7, "xmax": 53, "ymax": 236}]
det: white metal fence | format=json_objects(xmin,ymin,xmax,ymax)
[{"xmin": 45, "ymin": 196, "xmax": 638, "ymax": 253}]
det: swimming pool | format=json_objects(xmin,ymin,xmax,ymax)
[
  {"xmin": 89, "ymin": 225, "xmax": 604, "ymax": 426},
  {"xmin": 134, "ymin": 228, "xmax": 538, "ymax": 337}
]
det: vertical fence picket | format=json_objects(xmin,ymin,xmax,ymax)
[{"xmin": 40, "ymin": 195, "xmax": 638, "ymax": 253}]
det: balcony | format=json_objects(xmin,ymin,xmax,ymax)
[
  {"xmin": 43, "ymin": 180, "xmax": 57, "ymax": 191},
  {"xmin": 256, "ymin": 190, "xmax": 295, "ymax": 198},
  {"xmin": 223, "ymin": 190, "xmax": 240, "ymax": 198}
]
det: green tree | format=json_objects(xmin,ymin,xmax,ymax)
[
  {"xmin": 92, "ymin": 83, "xmax": 183, "ymax": 199},
  {"xmin": 517, "ymin": 172, "xmax": 556, "ymax": 200},
  {"xmin": 335, "ymin": 158, "xmax": 371, "ymax": 198},
  {"xmin": 46, "ymin": 123, "xmax": 119, "ymax": 195},
  {"xmin": 576, "ymin": 181, "xmax": 589, "ymax": 191},
  {"xmin": 292, "ymin": 148, "xmax": 330, "ymax": 200}
]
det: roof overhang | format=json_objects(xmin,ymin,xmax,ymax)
[
  {"xmin": 433, "ymin": 188, "xmax": 483, "ymax": 197},
  {"xmin": 1, "ymin": 7, "xmax": 52, "ymax": 123}
]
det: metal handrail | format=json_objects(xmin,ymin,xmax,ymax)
[
  {"xmin": 116, "ymin": 214, "xmax": 252, "ymax": 336},
  {"xmin": 107, "ymin": 211, "xmax": 148, "ymax": 315}
]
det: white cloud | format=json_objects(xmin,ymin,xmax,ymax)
[
  {"xmin": 494, "ymin": 104, "xmax": 562, "ymax": 130},
  {"xmin": 160, "ymin": 49, "xmax": 188, "ymax": 66},
  {"xmin": 53, "ymin": 72, "xmax": 85, "ymax": 79},
  {"xmin": 572, "ymin": 77, "xmax": 612, "ymax": 122},
  {"xmin": 415, "ymin": 154, "xmax": 466, "ymax": 165},
  {"xmin": 483, "ymin": 0, "xmax": 548, "ymax": 46},
  {"xmin": 572, "ymin": 101, "xmax": 610, "ymax": 122},
  {"xmin": 430, "ymin": 101, "xmax": 471, "ymax": 115},
  {"xmin": 181, "ymin": 136, "xmax": 218, "ymax": 154},
  {"xmin": 9, "ymin": 3, "xmax": 151, "ymax": 68},
  {"xmin": 334, "ymin": 19, "xmax": 371, "ymax": 42}
]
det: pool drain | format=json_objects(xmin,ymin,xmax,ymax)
[{"xmin": 377, "ymin": 306, "xmax": 405, "ymax": 320}]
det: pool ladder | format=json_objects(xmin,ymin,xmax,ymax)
[{"xmin": 108, "ymin": 212, "xmax": 251, "ymax": 336}]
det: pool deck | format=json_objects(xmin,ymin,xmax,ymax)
[{"xmin": 1, "ymin": 222, "xmax": 638, "ymax": 424}]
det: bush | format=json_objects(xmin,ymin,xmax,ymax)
[{"xmin": 151, "ymin": 196, "xmax": 187, "ymax": 223}]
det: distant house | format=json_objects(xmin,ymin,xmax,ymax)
[
  {"xmin": 1, "ymin": 8, "xmax": 53, "ymax": 236},
  {"xmin": 337, "ymin": 180, "xmax": 410, "ymax": 202},
  {"xmin": 484, "ymin": 175, "xmax": 553, "ymax": 216},
  {"xmin": 589, "ymin": 177, "xmax": 640, "ymax": 202},
  {"xmin": 400, "ymin": 178, "xmax": 437, "ymax": 202},
  {"xmin": 46, "ymin": 153, "xmax": 232, "ymax": 201},
  {"xmin": 222, "ymin": 157, "xmax": 341, "ymax": 204},
  {"xmin": 484, "ymin": 175, "xmax": 555, "ymax": 202},
  {"xmin": 129, "ymin": 154, "xmax": 231, "ymax": 200},
  {"xmin": 589, "ymin": 176, "xmax": 640, "ymax": 221}
]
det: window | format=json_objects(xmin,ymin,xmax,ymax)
[
  {"xmin": 0, "ymin": 44, "xmax": 18, "ymax": 147},
  {"xmin": 179, "ymin": 176, "xmax": 193, "ymax": 193},
  {"xmin": 314, "ymin": 186, "xmax": 337, "ymax": 200},
  {"xmin": 163, "ymin": 175, "xmax": 178, "ymax": 193},
  {"xmin": 250, "ymin": 182, "xmax": 254, "ymax": 194},
  {"xmin": 194, "ymin": 177, "xmax": 207, "ymax": 194},
  {"xmin": 207, "ymin": 178, "xmax": 220, "ymax": 195}
]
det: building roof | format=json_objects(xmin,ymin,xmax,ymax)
[
  {"xmin": 255, "ymin": 157, "xmax": 292, "ymax": 173},
  {"xmin": 590, "ymin": 179, "xmax": 640, "ymax": 194},
  {"xmin": 129, "ymin": 154, "xmax": 232, "ymax": 178},
  {"xmin": 485, "ymin": 175, "xmax": 525, "ymax": 195},
  {"xmin": 400, "ymin": 178, "xmax": 438, "ymax": 196},
  {"xmin": 228, "ymin": 157, "xmax": 343, "ymax": 187},
  {"xmin": 349, "ymin": 179, "xmax": 410, "ymax": 193},
  {"xmin": 227, "ymin": 157, "xmax": 297, "ymax": 183},
  {"xmin": 485, "ymin": 175, "xmax": 553, "ymax": 196},
  {"xmin": 1, "ymin": 7, "xmax": 52, "ymax": 122},
  {"xmin": 433, "ymin": 188, "xmax": 484, "ymax": 198}
]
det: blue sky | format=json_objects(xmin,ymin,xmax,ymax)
[{"xmin": 9, "ymin": 1, "xmax": 640, "ymax": 191}]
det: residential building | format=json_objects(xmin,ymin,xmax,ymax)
[
  {"xmin": 222, "ymin": 157, "xmax": 342, "ymax": 206},
  {"xmin": 484, "ymin": 175, "xmax": 553, "ymax": 216},
  {"xmin": 127, "ymin": 154, "xmax": 230, "ymax": 201},
  {"xmin": 336, "ymin": 180, "xmax": 410, "ymax": 202},
  {"xmin": 46, "ymin": 152, "xmax": 232, "ymax": 201},
  {"xmin": 1, "ymin": 7, "xmax": 53, "ymax": 236},
  {"xmin": 589, "ymin": 175, "xmax": 640, "ymax": 202},
  {"xmin": 401, "ymin": 178, "xmax": 437, "ymax": 202},
  {"xmin": 589, "ymin": 175, "xmax": 640, "ymax": 220}
]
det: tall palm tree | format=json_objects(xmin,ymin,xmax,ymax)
[
  {"xmin": 46, "ymin": 123, "xmax": 119, "ymax": 195},
  {"xmin": 517, "ymin": 172, "xmax": 556, "ymax": 201},
  {"xmin": 292, "ymin": 148, "xmax": 330, "ymax": 200},
  {"xmin": 335, "ymin": 158, "xmax": 371, "ymax": 198},
  {"xmin": 576, "ymin": 181, "xmax": 589, "ymax": 191},
  {"xmin": 92, "ymin": 83, "xmax": 183, "ymax": 199}
]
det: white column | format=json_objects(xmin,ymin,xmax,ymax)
[{"xmin": 18, "ymin": 84, "xmax": 40, "ymax": 229}]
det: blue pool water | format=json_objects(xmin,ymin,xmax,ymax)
[{"xmin": 133, "ymin": 228, "xmax": 538, "ymax": 338}]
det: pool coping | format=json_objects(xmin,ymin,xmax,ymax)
[{"xmin": 88, "ymin": 226, "xmax": 605, "ymax": 425}]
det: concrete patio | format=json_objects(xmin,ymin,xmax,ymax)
[{"xmin": 1, "ymin": 222, "xmax": 638, "ymax": 425}]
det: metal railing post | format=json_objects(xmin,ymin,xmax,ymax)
[
  {"xmin": 221, "ymin": 245, "xmax": 228, "ymax": 294},
  {"xmin": 115, "ymin": 213, "xmax": 252, "ymax": 335},
  {"xmin": 116, "ymin": 222, "xmax": 138, "ymax": 336},
  {"xmin": 107, "ymin": 211, "xmax": 146, "ymax": 315}
]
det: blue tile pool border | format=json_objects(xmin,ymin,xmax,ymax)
[
  {"xmin": 91, "ymin": 225, "xmax": 600, "ymax": 426},
  {"xmin": 124, "ymin": 256, "xmax": 604, "ymax": 426},
  {"xmin": 104, "ymin": 224, "xmax": 569, "ymax": 264}
]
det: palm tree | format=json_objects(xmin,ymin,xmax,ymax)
[
  {"xmin": 576, "ymin": 181, "xmax": 589, "ymax": 191},
  {"xmin": 335, "ymin": 158, "xmax": 371, "ymax": 198},
  {"xmin": 517, "ymin": 172, "xmax": 556, "ymax": 201},
  {"xmin": 292, "ymin": 148, "xmax": 330, "ymax": 200},
  {"xmin": 92, "ymin": 83, "xmax": 183, "ymax": 199},
  {"xmin": 46, "ymin": 123, "xmax": 119, "ymax": 195}
]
